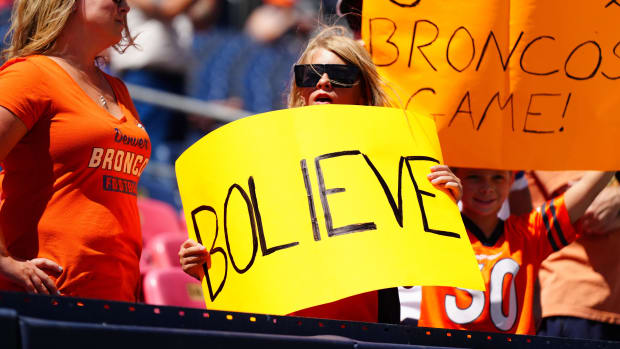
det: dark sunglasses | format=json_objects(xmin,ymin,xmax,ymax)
[{"xmin": 294, "ymin": 64, "xmax": 361, "ymax": 88}]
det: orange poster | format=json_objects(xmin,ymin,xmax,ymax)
[{"xmin": 363, "ymin": 0, "xmax": 620, "ymax": 170}]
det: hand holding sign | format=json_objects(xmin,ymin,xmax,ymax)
[{"xmin": 176, "ymin": 105, "xmax": 483, "ymax": 315}]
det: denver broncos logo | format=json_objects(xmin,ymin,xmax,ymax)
[{"xmin": 390, "ymin": 0, "xmax": 421, "ymax": 7}]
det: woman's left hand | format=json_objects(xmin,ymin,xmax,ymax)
[{"xmin": 427, "ymin": 165, "xmax": 462, "ymax": 203}]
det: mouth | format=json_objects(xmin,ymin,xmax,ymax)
[
  {"xmin": 473, "ymin": 198, "xmax": 497, "ymax": 206},
  {"xmin": 312, "ymin": 93, "xmax": 333, "ymax": 105}
]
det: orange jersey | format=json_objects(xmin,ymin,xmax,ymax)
[
  {"xmin": 0, "ymin": 55, "xmax": 150, "ymax": 301},
  {"xmin": 419, "ymin": 196, "xmax": 577, "ymax": 334}
]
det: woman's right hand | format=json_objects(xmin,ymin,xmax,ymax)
[
  {"xmin": 0, "ymin": 256, "xmax": 62, "ymax": 295},
  {"xmin": 178, "ymin": 239, "xmax": 211, "ymax": 281}
]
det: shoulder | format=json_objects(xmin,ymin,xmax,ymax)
[{"xmin": 0, "ymin": 55, "xmax": 48, "ymax": 76}]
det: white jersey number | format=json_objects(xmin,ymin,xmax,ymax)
[{"xmin": 444, "ymin": 258, "xmax": 520, "ymax": 331}]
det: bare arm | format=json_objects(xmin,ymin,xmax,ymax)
[
  {"xmin": 0, "ymin": 106, "xmax": 27, "ymax": 162},
  {"xmin": 0, "ymin": 107, "xmax": 62, "ymax": 294},
  {"xmin": 128, "ymin": 0, "xmax": 201, "ymax": 21},
  {"xmin": 581, "ymin": 185, "xmax": 620, "ymax": 234},
  {"xmin": 564, "ymin": 171, "xmax": 615, "ymax": 224}
]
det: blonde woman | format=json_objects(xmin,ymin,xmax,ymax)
[
  {"xmin": 179, "ymin": 26, "xmax": 461, "ymax": 322},
  {"xmin": 0, "ymin": 0, "xmax": 150, "ymax": 302}
]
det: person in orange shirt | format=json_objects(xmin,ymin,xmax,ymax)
[
  {"xmin": 418, "ymin": 169, "xmax": 615, "ymax": 335},
  {"xmin": 0, "ymin": 0, "xmax": 150, "ymax": 302},
  {"xmin": 529, "ymin": 171, "xmax": 620, "ymax": 340},
  {"xmin": 178, "ymin": 26, "xmax": 463, "ymax": 323}
]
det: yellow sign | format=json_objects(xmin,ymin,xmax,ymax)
[
  {"xmin": 176, "ymin": 105, "xmax": 484, "ymax": 315},
  {"xmin": 363, "ymin": 0, "xmax": 620, "ymax": 170}
]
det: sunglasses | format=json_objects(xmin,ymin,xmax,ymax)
[{"xmin": 294, "ymin": 64, "xmax": 361, "ymax": 88}]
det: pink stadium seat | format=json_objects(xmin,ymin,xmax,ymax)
[
  {"xmin": 142, "ymin": 232, "xmax": 187, "ymax": 269},
  {"xmin": 178, "ymin": 211, "xmax": 187, "ymax": 235},
  {"xmin": 137, "ymin": 197, "xmax": 184, "ymax": 244},
  {"xmin": 143, "ymin": 268, "xmax": 206, "ymax": 309}
]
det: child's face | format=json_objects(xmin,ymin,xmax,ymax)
[
  {"xmin": 300, "ymin": 48, "xmax": 365, "ymax": 106},
  {"xmin": 456, "ymin": 169, "xmax": 514, "ymax": 219}
]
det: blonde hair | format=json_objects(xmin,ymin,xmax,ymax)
[
  {"xmin": 287, "ymin": 26, "xmax": 392, "ymax": 108},
  {"xmin": 2, "ymin": 0, "xmax": 134, "ymax": 61}
]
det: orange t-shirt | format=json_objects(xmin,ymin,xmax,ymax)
[
  {"xmin": 419, "ymin": 196, "xmax": 576, "ymax": 335},
  {"xmin": 0, "ymin": 55, "xmax": 150, "ymax": 302},
  {"xmin": 533, "ymin": 172, "xmax": 620, "ymax": 324}
]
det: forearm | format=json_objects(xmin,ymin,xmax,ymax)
[{"xmin": 564, "ymin": 171, "xmax": 615, "ymax": 223}]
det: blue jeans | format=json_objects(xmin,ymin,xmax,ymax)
[{"xmin": 538, "ymin": 316, "xmax": 620, "ymax": 341}]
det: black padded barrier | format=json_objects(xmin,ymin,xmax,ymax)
[
  {"xmin": 0, "ymin": 307, "xmax": 19, "ymax": 349},
  {"xmin": 1, "ymin": 291, "xmax": 619, "ymax": 349},
  {"xmin": 18, "ymin": 317, "xmax": 454, "ymax": 349}
]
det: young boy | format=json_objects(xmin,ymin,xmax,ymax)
[{"xmin": 417, "ymin": 169, "xmax": 615, "ymax": 335}]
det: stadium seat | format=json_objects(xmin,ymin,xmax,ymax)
[
  {"xmin": 178, "ymin": 211, "xmax": 187, "ymax": 235},
  {"xmin": 142, "ymin": 232, "xmax": 187, "ymax": 269},
  {"xmin": 142, "ymin": 268, "xmax": 206, "ymax": 309},
  {"xmin": 137, "ymin": 197, "xmax": 184, "ymax": 245}
]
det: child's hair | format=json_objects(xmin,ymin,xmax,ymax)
[{"xmin": 287, "ymin": 26, "xmax": 392, "ymax": 108}]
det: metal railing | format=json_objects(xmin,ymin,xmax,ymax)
[{"xmin": 126, "ymin": 83, "xmax": 253, "ymax": 123}]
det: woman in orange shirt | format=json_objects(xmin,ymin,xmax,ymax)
[{"xmin": 0, "ymin": 0, "xmax": 150, "ymax": 302}]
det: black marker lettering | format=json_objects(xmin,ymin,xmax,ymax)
[
  {"xmin": 605, "ymin": 0, "xmax": 619, "ymax": 8},
  {"xmin": 523, "ymin": 93, "xmax": 561, "ymax": 134},
  {"xmin": 408, "ymin": 19, "xmax": 439, "ymax": 70},
  {"xmin": 565, "ymin": 40, "xmax": 602, "ymax": 80},
  {"xmin": 519, "ymin": 36, "xmax": 559, "ymax": 76},
  {"xmin": 559, "ymin": 93, "xmax": 572, "ymax": 132},
  {"xmin": 446, "ymin": 26, "xmax": 475, "ymax": 72},
  {"xmin": 301, "ymin": 159, "xmax": 321, "ymax": 241},
  {"xmin": 390, "ymin": 0, "xmax": 421, "ymax": 7},
  {"xmin": 448, "ymin": 91, "xmax": 474, "ymax": 129},
  {"xmin": 477, "ymin": 92, "xmax": 515, "ymax": 131},
  {"xmin": 223, "ymin": 184, "xmax": 258, "ymax": 274},
  {"xmin": 248, "ymin": 176, "xmax": 299, "ymax": 256},
  {"xmin": 315, "ymin": 151, "xmax": 377, "ymax": 237},
  {"xmin": 602, "ymin": 41, "xmax": 620, "ymax": 80},
  {"xmin": 362, "ymin": 154, "xmax": 459, "ymax": 239},
  {"xmin": 405, "ymin": 87, "xmax": 436, "ymax": 110},
  {"xmin": 191, "ymin": 205, "xmax": 227, "ymax": 302},
  {"xmin": 476, "ymin": 31, "xmax": 523, "ymax": 71},
  {"xmin": 369, "ymin": 18, "xmax": 399, "ymax": 66},
  {"xmin": 407, "ymin": 157, "xmax": 460, "ymax": 238}
]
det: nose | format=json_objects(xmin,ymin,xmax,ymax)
[
  {"xmin": 315, "ymin": 73, "xmax": 332, "ymax": 90},
  {"xmin": 479, "ymin": 178, "xmax": 494, "ymax": 194}
]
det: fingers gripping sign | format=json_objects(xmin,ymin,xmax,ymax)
[
  {"xmin": 178, "ymin": 238, "xmax": 211, "ymax": 281},
  {"xmin": 427, "ymin": 165, "xmax": 462, "ymax": 202}
]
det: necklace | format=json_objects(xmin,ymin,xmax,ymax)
[
  {"xmin": 98, "ymin": 94, "xmax": 109, "ymax": 110},
  {"xmin": 95, "ymin": 69, "xmax": 112, "ymax": 111}
]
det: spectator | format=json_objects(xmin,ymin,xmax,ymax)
[
  {"xmin": 0, "ymin": 0, "xmax": 149, "ymax": 302},
  {"xmin": 418, "ymin": 169, "xmax": 615, "ymax": 334},
  {"xmin": 533, "ymin": 171, "xmax": 620, "ymax": 341},
  {"xmin": 179, "ymin": 25, "xmax": 462, "ymax": 323}
]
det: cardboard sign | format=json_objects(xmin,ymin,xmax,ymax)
[
  {"xmin": 176, "ymin": 105, "xmax": 484, "ymax": 315},
  {"xmin": 363, "ymin": 0, "xmax": 620, "ymax": 170}
]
